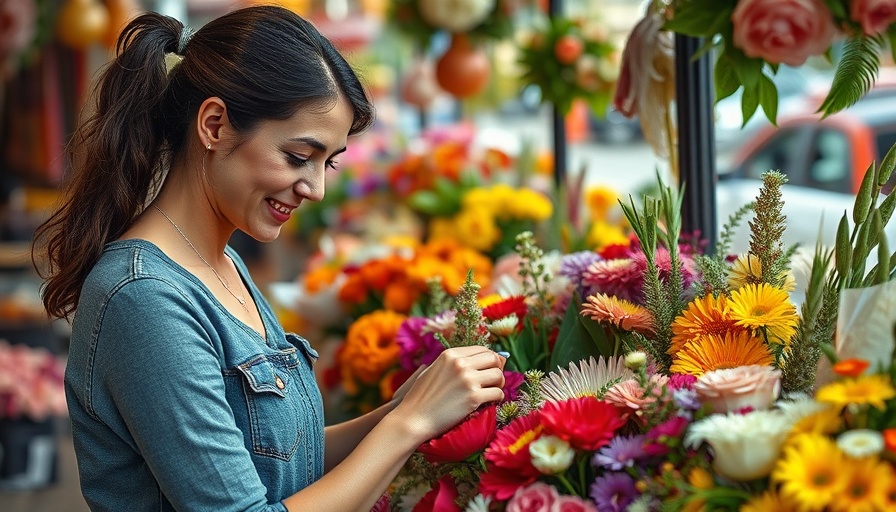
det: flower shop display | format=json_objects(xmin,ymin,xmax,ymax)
[
  {"xmin": 661, "ymin": 0, "xmax": 896, "ymax": 124},
  {"xmin": 0, "ymin": 339, "xmax": 67, "ymax": 490},
  {"xmin": 348, "ymin": 141, "xmax": 896, "ymax": 511},
  {"xmin": 517, "ymin": 14, "xmax": 618, "ymax": 115}
]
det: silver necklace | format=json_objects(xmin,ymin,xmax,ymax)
[{"xmin": 153, "ymin": 204, "xmax": 250, "ymax": 313}]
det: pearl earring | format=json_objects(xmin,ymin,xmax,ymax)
[{"xmin": 206, "ymin": 143, "xmax": 211, "ymax": 150}]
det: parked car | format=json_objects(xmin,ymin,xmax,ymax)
[{"xmin": 716, "ymin": 88, "xmax": 896, "ymax": 263}]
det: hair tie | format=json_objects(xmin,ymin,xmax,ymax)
[{"xmin": 177, "ymin": 26, "xmax": 194, "ymax": 55}]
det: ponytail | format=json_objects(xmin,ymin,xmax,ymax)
[{"xmin": 33, "ymin": 12, "xmax": 186, "ymax": 320}]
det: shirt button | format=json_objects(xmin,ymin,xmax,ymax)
[{"xmin": 275, "ymin": 376, "xmax": 285, "ymax": 389}]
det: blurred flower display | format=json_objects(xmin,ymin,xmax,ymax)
[{"xmin": 0, "ymin": 341, "xmax": 66, "ymax": 420}]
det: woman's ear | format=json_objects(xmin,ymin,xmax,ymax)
[{"xmin": 195, "ymin": 96, "xmax": 228, "ymax": 148}]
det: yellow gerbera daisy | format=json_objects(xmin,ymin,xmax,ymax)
[
  {"xmin": 728, "ymin": 283, "xmax": 799, "ymax": 344},
  {"xmin": 788, "ymin": 406, "xmax": 843, "ymax": 438},
  {"xmin": 816, "ymin": 375, "xmax": 896, "ymax": 411},
  {"xmin": 586, "ymin": 221, "xmax": 630, "ymax": 252},
  {"xmin": 728, "ymin": 253, "xmax": 764, "ymax": 290},
  {"xmin": 829, "ymin": 456, "xmax": 891, "ymax": 512},
  {"xmin": 669, "ymin": 331, "xmax": 774, "ymax": 377},
  {"xmin": 728, "ymin": 253, "xmax": 797, "ymax": 292},
  {"xmin": 739, "ymin": 489, "xmax": 798, "ymax": 512},
  {"xmin": 581, "ymin": 293, "xmax": 655, "ymax": 335},
  {"xmin": 772, "ymin": 433, "xmax": 847, "ymax": 511},
  {"xmin": 585, "ymin": 185, "xmax": 618, "ymax": 220},
  {"xmin": 669, "ymin": 294, "xmax": 740, "ymax": 355}
]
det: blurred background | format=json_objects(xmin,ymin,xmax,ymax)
[{"xmin": 1, "ymin": 0, "xmax": 892, "ymax": 510}]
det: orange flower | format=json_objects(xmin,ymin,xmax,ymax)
[
  {"xmin": 303, "ymin": 265, "xmax": 340, "ymax": 294},
  {"xmin": 884, "ymin": 428, "xmax": 896, "ymax": 453},
  {"xmin": 383, "ymin": 279, "xmax": 420, "ymax": 313},
  {"xmin": 833, "ymin": 358, "xmax": 871, "ymax": 378},
  {"xmin": 338, "ymin": 310, "xmax": 406, "ymax": 385},
  {"xmin": 338, "ymin": 273, "xmax": 368, "ymax": 304},
  {"xmin": 581, "ymin": 293, "xmax": 655, "ymax": 335},
  {"xmin": 670, "ymin": 294, "xmax": 740, "ymax": 355}
]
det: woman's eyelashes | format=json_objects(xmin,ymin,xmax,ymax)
[{"xmin": 285, "ymin": 152, "xmax": 339, "ymax": 172}]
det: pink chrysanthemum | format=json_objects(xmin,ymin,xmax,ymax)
[{"xmin": 581, "ymin": 293, "xmax": 655, "ymax": 335}]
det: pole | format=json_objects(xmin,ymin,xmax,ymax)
[
  {"xmin": 674, "ymin": 34, "xmax": 717, "ymax": 253},
  {"xmin": 548, "ymin": 0, "xmax": 566, "ymax": 188}
]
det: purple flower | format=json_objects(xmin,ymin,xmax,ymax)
[
  {"xmin": 395, "ymin": 317, "xmax": 443, "ymax": 371},
  {"xmin": 590, "ymin": 472, "xmax": 637, "ymax": 512},
  {"xmin": 560, "ymin": 251, "xmax": 603, "ymax": 299},
  {"xmin": 673, "ymin": 388, "xmax": 701, "ymax": 412},
  {"xmin": 592, "ymin": 434, "xmax": 647, "ymax": 470},
  {"xmin": 503, "ymin": 371, "xmax": 525, "ymax": 403}
]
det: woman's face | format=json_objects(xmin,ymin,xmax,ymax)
[{"xmin": 211, "ymin": 96, "xmax": 354, "ymax": 243}]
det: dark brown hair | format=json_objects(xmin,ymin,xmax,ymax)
[{"xmin": 33, "ymin": 6, "xmax": 374, "ymax": 319}]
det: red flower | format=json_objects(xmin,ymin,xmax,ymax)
[
  {"xmin": 413, "ymin": 475, "xmax": 460, "ymax": 512},
  {"xmin": 832, "ymin": 358, "xmax": 870, "ymax": 378},
  {"xmin": 478, "ymin": 463, "xmax": 538, "ymax": 501},
  {"xmin": 644, "ymin": 415, "xmax": 689, "ymax": 456},
  {"xmin": 418, "ymin": 405, "xmax": 497, "ymax": 463},
  {"xmin": 540, "ymin": 397, "xmax": 626, "ymax": 450},
  {"xmin": 482, "ymin": 295, "xmax": 528, "ymax": 323},
  {"xmin": 484, "ymin": 411, "xmax": 543, "ymax": 475}
]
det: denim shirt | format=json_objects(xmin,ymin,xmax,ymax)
[{"xmin": 65, "ymin": 239, "xmax": 324, "ymax": 511}]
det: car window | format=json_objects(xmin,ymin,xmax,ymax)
[
  {"xmin": 808, "ymin": 128, "xmax": 852, "ymax": 193},
  {"xmin": 739, "ymin": 127, "xmax": 812, "ymax": 182}
]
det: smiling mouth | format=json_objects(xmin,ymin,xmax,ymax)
[{"xmin": 267, "ymin": 198, "xmax": 295, "ymax": 215}]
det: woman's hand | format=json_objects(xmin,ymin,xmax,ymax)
[{"xmin": 391, "ymin": 345, "xmax": 506, "ymax": 442}]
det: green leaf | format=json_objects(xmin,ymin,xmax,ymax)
[
  {"xmin": 407, "ymin": 191, "xmax": 455, "ymax": 216},
  {"xmin": 819, "ymin": 35, "xmax": 882, "ymax": 118},
  {"xmin": 550, "ymin": 299, "xmax": 609, "ymax": 371},
  {"xmin": 714, "ymin": 54, "xmax": 741, "ymax": 102},
  {"xmin": 854, "ymin": 161, "xmax": 877, "ymax": 225},
  {"xmin": 879, "ymin": 142, "xmax": 896, "ymax": 187},
  {"xmin": 726, "ymin": 46, "xmax": 763, "ymax": 89},
  {"xmin": 758, "ymin": 73, "xmax": 779, "ymax": 126},
  {"xmin": 741, "ymin": 86, "xmax": 760, "ymax": 127},
  {"xmin": 822, "ymin": 0, "xmax": 847, "ymax": 18},
  {"xmin": 663, "ymin": 0, "xmax": 732, "ymax": 36},
  {"xmin": 888, "ymin": 25, "xmax": 896, "ymax": 65}
]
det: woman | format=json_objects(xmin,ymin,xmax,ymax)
[{"xmin": 33, "ymin": 6, "xmax": 506, "ymax": 511}]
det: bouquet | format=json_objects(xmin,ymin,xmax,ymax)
[{"xmin": 380, "ymin": 146, "xmax": 896, "ymax": 510}]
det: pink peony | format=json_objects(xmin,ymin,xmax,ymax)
[
  {"xmin": 506, "ymin": 482, "xmax": 558, "ymax": 512},
  {"xmin": 552, "ymin": 495, "xmax": 599, "ymax": 512},
  {"xmin": 694, "ymin": 365, "xmax": 781, "ymax": 414},
  {"xmin": 851, "ymin": 0, "xmax": 896, "ymax": 35},
  {"xmin": 731, "ymin": 0, "xmax": 837, "ymax": 66},
  {"xmin": 603, "ymin": 374, "xmax": 670, "ymax": 425}
]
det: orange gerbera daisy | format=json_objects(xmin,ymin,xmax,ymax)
[
  {"xmin": 669, "ymin": 293, "xmax": 740, "ymax": 355},
  {"xmin": 581, "ymin": 293, "xmax": 655, "ymax": 335},
  {"xmin": 669, "ymin": 330, "xmax": 774, "ymax": 376}
]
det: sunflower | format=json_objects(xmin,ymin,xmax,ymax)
[
  {"xmin": 669, "ymin": 331, "xmax": 774, "ymax": 376},
  {"xmin": 728, "ymin": 283, "xmax": 799, "ymax": 344},
  {"xmin": 829, "ymin": 456, "xmax": 891, "ymax": 512},
  {"xmin": 669, "ymin": 293, "xmax": 740, "ymax": 354},
  {"xmin": 816, "ymin": 375, "xmax": 896, "ymax": 411},
  {"xmin": 581, "ymin": 293, "xmax": 655, "ymax": 335},
  {"xmin": 772, "ymin": 433, "xmax": 847, "ymax": 511}
]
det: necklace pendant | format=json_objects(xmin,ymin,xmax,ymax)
[{"xmin": 237, "ymin": 297, "xmax": 245, "ymax": 305}]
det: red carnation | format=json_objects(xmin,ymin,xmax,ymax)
[
  {"xmin": 482, "ymin": 295, "xmax": 528, "ymax": 323},
  {"xmin": 417, "ymin": 405, "xmax": 497, "ymax": 463},
  {"xmin": 540, "ymin": 397, "xmax": 626, "ymax": 450}
]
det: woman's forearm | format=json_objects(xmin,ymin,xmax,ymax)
[
  {"xmin": 322, "ymin": 400, "xmax": 397, "ymax": 471},
  {"xmin": 282, "ymin": 411, "xmax": 420, "ymax": 512}
]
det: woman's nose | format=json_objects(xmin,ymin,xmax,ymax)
[{"xmin": 293, "ymin": 165, "xmax": 326, "ymax": 202}]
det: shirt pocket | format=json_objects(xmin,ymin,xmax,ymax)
[
  {"xmin": 236, "ymin": 354, "xmax": 304, "ymax": 461},
  {"xmin": 284, "ymin": 332, "xmax": 319, "ymax": 368}
]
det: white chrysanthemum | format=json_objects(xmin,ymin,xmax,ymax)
[
  {"xmin": 626, "ymin": 495, "xmax": 659, "ymax": 512},
  {"xmin": 837, "ymin": 429, "xmax": 885, "ymax": 458},
  {"xmin": 487, "ymin": 316, "xmax": 519, "ymax": 337},
  {"xmin": 540, "ymin": 356, "xmax": 633, "ymax": 402},
  {"xmin": 685, "ymin": 409, "xmax": 791, "ymax": 481},
  {"xmin": 418, "ymin": 0, "xmax": 496, "ymax": 32},
  {"xmin": 529, "ymin": 435, "xmax": 575, "ymax": 474},
  {"xmin": 464, "ymin": 495, "xmax": 493, "ymax": 512}
]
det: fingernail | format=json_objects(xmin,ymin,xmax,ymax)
[{"xmin": 496, "ymin": 351, "xmax": 510, "ymax": 359}]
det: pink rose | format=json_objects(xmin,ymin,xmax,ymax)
[
  {"xmin": 694, "ymin": 365, "xmax": 781, "ymax": 414},
  {"xmin": 507, "ymin": 482, "xmax": 558, "ymax": 512},
  {"xmin": 551, "ymin": 495, "xmax": 598, "ymax": 512},
  {"xmin": 731, "ymin": 0, "xmax": 836, "ymax": 66},
  {"xmin": 851, "ymin": 0, "xmax": 896, "ymax": 35}
]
